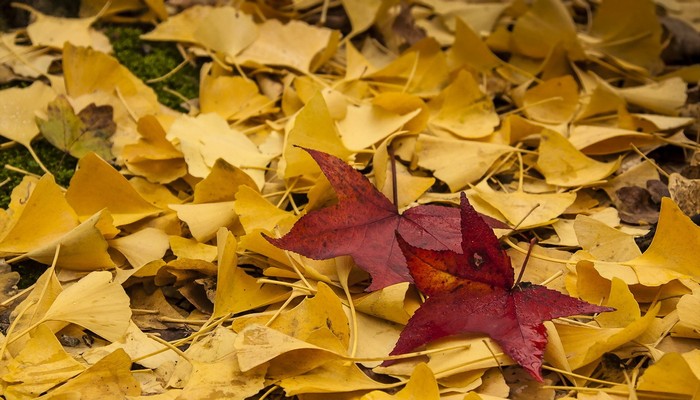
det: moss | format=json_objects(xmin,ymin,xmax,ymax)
[
  {"xmin": 0, "ymin": 139, "xmax": 76, "ymax": 209},
  {"xmin": 102, "ymin": 24, "xmax": 200, "ymax": 111}
]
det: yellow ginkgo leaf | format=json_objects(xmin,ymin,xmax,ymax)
[
  {"xmin": 354, "ymin": 282, "xmax": 420, "ymax": 326},
  {"xmin": 166, "ymin": 113, "xmax": 273, "ymax": 188},
  {"xmin": 0, "ymin": 32, "xmax": 56, "ymax": 79},
  {"xmin": 63, "ymin": 43, "xmax": 159, "ymax": 118},
  {"xmin": 427, "ymin": 70, "xmax": 499, "ymax": 139},
  {"xmin": 24, "ymin": 209, "xmax": 115, "ymax": 270},
  {"xmin": 2, "ymin": 324, "xmax": 85, "ymax": 399},
  {"xmin": 122, "ymin": 115, "xmax": 187, "ymax": 185},
  {"xmin": 234, "ymin": 185, "xmax": 297, "ymax": 233},
  {"xmin": 511, "ymin": 0, "xmax": 583, "ymax": 60},
  {"xmin": 523, "ymin": 75, "xmax": 579, "ymax": 124},
  {"xmin": 212, "ymin": 229, "xmax": 289, "ymax": 319},
  {"xmin": 594, "ymin": 198, "xmax": 700, "ymax": 287},
  {"xmin": 23, "ymin": 6, "xmax": 111, "ymax": 52},
  {"xmin": 372, "ymin": 92, "xmax": 429, "ymax": 134},
  {"xmin": 233, "ymin": 323, "xmax": 341, "ymax": 377},
  {"xmin": 169, "ymin": 201, "xmax": 237, "ymax": 242},
  {"xmin": 341, "ymin": 0, "xmax": 383, "ymax": 39},
  {"xmin": 233, "ymin": 282, "xmax": 349, "ymax": 353},
  {"xmin": 555, "ymin": 303, "xmax": 659, "ymax": 370},
  {"xmin": 0, "ymin": 175, "xmax": 78, "ymax": 253},
  {"xmin": 447, "ymin": 18, "xmax": 503, "ymax": 72},
  {"xmin": 81, "ymin": 321, "xmax": 178, "ymax": 370},
  {"xmin": 537, "ymin": 129, "xmax": 620, "ymax": 187},
  {"xmin": 236, "ymin": 19, "xmax": 338, "ymax": 73},
  {"xmin": 367, "ymin": 38, "xmax": 449, "ymax": 96},
  {"xmin": 169, "ymin": 236, "xmax": 217, "ymax": 262},
  {"xmin": 166, "ymin": 325, "xmax": 267, "ymax": 399},
  {"xmin": 573, "ymin": 215, "xmax": 641, "ymax": 262},
  {"xmin": 677, "ymin": 292, "xmax": 700, "ymax": 334},
  {"xmin": 474, "ymin": 183, "xmax": 576, "ymax": 228},
  {"xmin": 79, "ymin": 0, "xmax": 168, "ymax": 20},
  {"xmin": 0, "ymin": 81, "xmax": 57, "ymax": 171},
  {"xmin": 8, "ymin": 268, "xmax": 63, "ymax": 354},
  {"xmin": 189, "ymin": 7, "xmax": 257, "ymax": 60},
  {"xmin": 584, "ymin": 0, "xmax": 662, "ymax": 73},
  {"xmin": 42, "ymin": 349, "xmax": 140, "ymax": 398},
  {"xmin": 636, "ymin": 350, "xmax": 700, "ymax": 397},
  {"xmin": 66, "ymin": 152, "xmax": 162, "ymax": 226},
  {"xmin": 42, "ymin": 271, "xmax": 131, "ymax": 342},
  {"xmin": 139, "ymin": 5, "xmax": 216, "ymax": 43},
  {"xmin": 281, "ymin": 359, "xmax": 395, "ymax": 396},
  {"xmin": 595, "ymin": 278, "xmax": 641, "ymax": 329},
  {"xmin": 615, "ymin": 77, "xmax": 687, "ymax": 115},
  {"xmin": 360, "ymin": 363, "xmax": 440, "ymax": 400},
  {"xmin": 575, "ymin": 77, "xmax": 626, "ymax": 122},
  {"xmin": 569, "ymin": 125, "xmax": 663, "ymax": 155},
  {"xmin": 194, "ymin": 158, "xmax": 258, "ymax": 204},
  {"xmin": 345, "ymin": 41, "xmax": 377, "ymax": 81},
  {"xmin": 200, "ymin": 70, "xmax": 275, "ymax": 121},
  {"xmin": 415, "ymin": 134, "xmax": 514, "ymax": 191},
  {"xmin": 337, "ymin": 103, "xmax": 421, "ymax": 151},
  {"xmin": 283, "ymin": 92, "xmax": 353, "ymax": 179},
  {"xmin": 108, "ymin": 228, "xmax": 170, "ymax": 269}
]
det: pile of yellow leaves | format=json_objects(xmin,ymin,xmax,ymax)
[{"xmin": 1, "ymin": 0, "xmax": 700, "ymax": 398}]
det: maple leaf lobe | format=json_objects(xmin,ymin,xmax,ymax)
[
  {"xmin": 387, "ymin": 193, "xmax": 613, "ymax": 381},
  {"xmin": 265, "ymin": 147, "xmax": 462, "ymax": 291}
]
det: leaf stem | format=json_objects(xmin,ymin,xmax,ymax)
[
  {"xmin": 388, "ymin": 145, "xmax": 398, "ymax": 208},
  {"xmin": 514, "ymin": 237, "xmax": 537, "ymax": 286}
]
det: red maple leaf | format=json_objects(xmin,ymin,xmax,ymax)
[
  {"xmin": 265, "ymin": 147, "xmax": 464, "ymax": 291},
  {"xmin": 383, "ymin": 193, "xmax": 613, "ymax": 381}
]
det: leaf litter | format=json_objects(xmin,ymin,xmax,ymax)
[{"xmin": 0, "ymin": 0, "xmax": 699, "ymax": 399}]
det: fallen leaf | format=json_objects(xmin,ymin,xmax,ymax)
[
  {"xmin": 554, "ymin": 282, "xmax": 659, "ymax": 370},
  {"xmin": 66, "ymin": 152, "xmax": 162, "ymax": 226},
  {"xmin": 42, "ymin": 349, "xmax": 140, "ymax": 399},
  {"xmin": 2, "ymin": 324, "xmax": 85, "ymax": 399},
  {"xmin": 282, "ymin": 92, "xmax": 353, "ymax": 179},
  {"xmin": 415, "ymin": 134, "xmax": 514, "ymax": 191},
  {"xmin": 236, "ymin": 19, "xmax": 339, "ymax": 73},
  {"xmin": 474, "ymin": 182, "xmax": 577, "ymax": 228},
  {"xmin": 199, "ymin": 65, "xmax": 276, "ymax": 121},
  {"xmin": 537, "ymin": 129, "xmax": 620, "ymax": 187},
  {"xmin": 212, "ymin": 228, "xmax": 289, "ymax": 319},
  {"xmin": 108, "ymin": 228, "xmax": 170, "ymax": 269},
  {"xmin": 583, "ymin": 0, "xmax": 662, "ymax": 73},
  {"xmin": 62, "ymin": 43, "xmax": 159, "ymax": 119},
  {"xmin": 636, "ymin": 350, "xmax": 700, "ymax": 396},
  {"xmin": 668, "ymin": 172, "xmax": 700, "ymax": 216},
  {"xmin": 169, "ymin": 201, "xmax": 237, "ymax": 242},
  {"xmin": 122, "ymin": 115, "xmax": 187, "ymax": 184},
  {"xmin": 24, "ymin": 6, "xmax": 111, "ymax": 52},
  {"xmin": 0, "ymin": 175, "xmax": 79, "ymax": 254},
  {"xmin": 447, "ymin": 18, "xmax": 503, "ymax": 72},
  {"xmin": 511, "ymin": 0, "xmax": 583, "ymax": 60},
  {"xmin": 37, "ymin": 95, "xmax": 115, "ymax": 160},
  {"xmin": 165, "ymin": 113, "xmax": 273, "ymax": 188},
  {"xmin": 427, "ymin": 70, "xmax": 499, "ymax": 139},
  {"xmin": 361, "ymin": 363, "xmax": 440, "ymax": 400},
  {"xmin": 384, "ymin": 193, "xmax": 611, "ymax": 381},
  {"xmin": 522, "ymin": 76, "xmax": 579, "ymax": 124},
  {"xmin": 367, "ymin": 38, "xmax": 449, "ymax": 96},
  {"xmin": 41, "ymin": 271, "xmax": 131, "ymax": 342},
  {"xmin": 0, "ymin": 81, "xmax": 57, "ymax": 170},
  {"xmin": 81, "ymin": 321, "xmax": 179, "ymax": 370},
  {"xmin": 267, "ymin": 148, "xmax": 462, "ymax": 291},
  {"xmin": 337, "ymin": 103, "xmax": 420, "ymax": 151}
]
